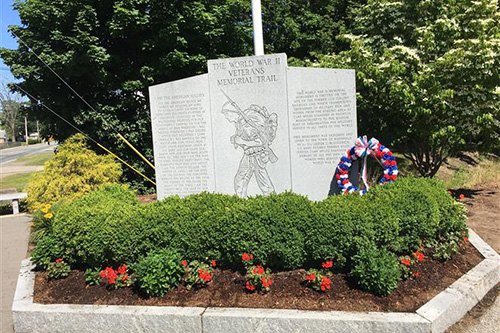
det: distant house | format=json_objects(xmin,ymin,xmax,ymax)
[
  {"xmin": 29, "ymin": 132, "xmax": 40, "ymax": 139},
  {"xmin": 0, "ymin": 130, "xmax": 7, "ymax": 143}
]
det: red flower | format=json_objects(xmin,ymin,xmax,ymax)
[
  {"xmin": 199, "ymin": 269, "xmax": 213, "ymax": 282},
  {"xmin": 464, "ymin": 236, "xmax": 469, "ymax": 242},
  {"xmin": 459, "ymin": 194, "xmax": 465, "ymax": 200},
  {"xmin": 100, "ymin": 270, "xmax": 106, "ymax": 278},
  {"xmin": 413, "ymin": 252, "xmax": 424, "ymax": 261},
  {"xmin": 401, "ymin": 258, "xmax": 411, "ymax": 266},
  {"xmin": 246, "ymin": 281, "xmax": 255, "ymax": 291},
  {"xmin": 55, "ymin": 258, "xmax": 63, "ymax": 263},
  {"xmin": 121, "ymin": 275, "xmax": 129, "ymax": 281},
  {"xmin": 261, "ymin": 277, "xmax": 273, "ymax": 288},
  {"xmin": 211, "ymin": 260, "xmax": 216, "ymax": 267},
  {"xmin": 118, "ymin": 265, "xmax": 127, "ymax": 275},
  {"xmin": 321, "ymin": 276, "xmax": 331, "ymax": 291},
  {"xmin": 109, "ymin": 278, "xmax": 116, "ymax": 284},
  {"xmin": 242, "ymin": 253, "xmax": 253, "ymax": 262},
  {"xmin": 257, "ymin": 266, "xmax": 265, "ymax": 275},
  {"xmin": 322, "ymin": 260, "xmax": 333, "ymax": 269},
  {"xmin": 182, "ymin": 260, "xmax": 188, "ymax": 267},
  {"xmin": 413, "ymin": 272, "xmax": 421, "ymax": 278},
  {"xmin": 305, "ymin": 274, "xmax": 316, "ymax": 281}
]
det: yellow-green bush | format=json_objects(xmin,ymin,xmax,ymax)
[{"xmin": 26, "ymin": 134, "xmax": 121, "ymax": 208}]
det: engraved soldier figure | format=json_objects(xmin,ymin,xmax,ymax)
[{"xmin": 221, "ymin": 91, "xmax": 278, "ymax": 197}]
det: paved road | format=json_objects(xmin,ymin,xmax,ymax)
[
  {"xmin": 0, "ymin": 143, "xmax": 57, "ymax": 165},
  {"xmin": 0, "ymin": 214, "xmax": 30, "ymax": 333}
]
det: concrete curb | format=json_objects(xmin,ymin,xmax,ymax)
[{"xmin": 12, "ymin": 228, "xmax": 500, "ymax": 333}]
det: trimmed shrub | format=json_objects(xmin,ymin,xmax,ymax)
[
  {"xmin": 351, "ymin": 244, "xmax": 401, "ymax": 296},
  {"xmin": 368, "ymin": 176, "xmax": 441, "ymax": 252},
  {"xmin": 26, "ymin": 133, "xmax": 121, "ymax": 208},
  {"xmin": 307, "ymin": 193, "xmax": 399, "ymax": 268},
  {"xmin": 418, "ymin": 178, "xmax": 467, "ymax": 237},
  {"xmin": 220, "ymin": 192, "xmax": 310, "ymax": 270},
  {"xmin": 165, "ymin": 192, "xmax": 245, "ymax": 266},
  {"xmin": 49, "ymin": 184, "xmax": 139, "ymax": 267},
  {"xmin": 35, "ymin": 176, "xmax": 468, "ymax": 295},
  {"xmin": 134, "ymin": 249, "xmax": 184, "ymax": 297}
]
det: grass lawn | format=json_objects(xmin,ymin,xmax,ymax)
[
  {"xmin": 0, "ymin": 172, "xmax": 35, "ymax": 192},
  {"xmin": 15, "ymin": 151, "xmax": 54, "ymax": 166}
]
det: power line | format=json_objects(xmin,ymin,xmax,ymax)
[
  {"xmin": 1, "ymin": 75, "xmax": 156, "ymax": 186},
  {"xmin": 1, "ymin": 18, "xmax": 155, "ymax": 170}
]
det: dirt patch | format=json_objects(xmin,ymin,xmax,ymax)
[
  {"xmin": 34, "ymin": 241, "xmax": 481, "ymax": 312},
  {"xmin": 137, "ymin": 194, "xmax": 157, "ymax": 204},
  {"xmin": 455, "ymin": 183, "xmax": 500, "ymax": 253},
  {"xmin": 446, "ymin": 181, "xmax": 500, "ymax": 333}
]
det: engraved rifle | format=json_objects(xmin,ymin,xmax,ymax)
[{"xmin": 221, "ymin": 90, "xmax": 278, "ymax": 163}]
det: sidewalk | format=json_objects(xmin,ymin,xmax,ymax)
[{"xmin": 0, "ymin": 214, "xmax": 31, "ymax": 333}]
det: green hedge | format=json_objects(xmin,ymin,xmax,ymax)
[{"xmin": 33, "ymin": 176, "xmax": 468, "ymax": 295}]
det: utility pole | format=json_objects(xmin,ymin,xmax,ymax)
[
  {"xmin": 25, "ymin": 116, "xmax": 28, "ymax": 145},
  {"xmin": 251, "ymin": 0, "xmax": 264, "ymax": 56}
]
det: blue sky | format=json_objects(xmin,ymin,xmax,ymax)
[{"xmin": 1, "ymin": 0, "xmax": 21, "ymax": 85}]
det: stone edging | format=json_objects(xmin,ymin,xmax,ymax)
[{"xmin": 12, "ymin": 228, "xmax": 500, "ymax": 333}]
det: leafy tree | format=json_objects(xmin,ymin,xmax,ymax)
[
  {"xmin": 316, "ymin": 0, "xmax": 499, "ymax": 177},
  {"xmin": 1, "ymin": 0, "xmax": 253, "ymax": 190},
  {"xmin": 0, "ymin": 83, "xmax": 24, "ymax": 141},
  {"xmin": 1, "ymin": 0, "xmax": 342, "ymax": 190},
  {"xmin": 262, "ymin": 0, "xmax": 354, "ymax": 58}
]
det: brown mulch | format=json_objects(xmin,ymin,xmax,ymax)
[
  {"xmin": 34, "ymin": 241, "xmax": 482, "ymax": 312},
  {"xmin": 137, "ymin": 194, "xmax": 157, "ymax": 204}
]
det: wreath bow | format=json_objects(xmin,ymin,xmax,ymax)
[
  {"xmin": 354, "ymin": 136, "xmax": 379, "ymax": 158},
  {"xmin": 354, "ymin": 136, "xmax": 380, "ymax": 191}
]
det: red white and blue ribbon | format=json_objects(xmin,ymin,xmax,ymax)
[{"xmin": 334, "ymin": 136, "xmax": 398, "ymax": 195}]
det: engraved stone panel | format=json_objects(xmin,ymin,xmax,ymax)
[
  {"xmin": 149, "ymin": 74, "xmax": 214, "ymax": 199},
  {"xmin": 287, "ymin": 67, "xmax": 357, "ymax": 200},
  {"xmin": 149, "ymin": 54, "xmax": 357, "ymax": 200},
  {"xmin": 207, "ymin": 54, "xmax": 291, "ymax": 197}
]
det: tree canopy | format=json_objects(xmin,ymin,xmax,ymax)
[
  {"xmin": 1, "ymin": 0, "xmax": 498, "ymax": 185},
  {"xmin": 1, "ymin": 0, "xmax": 346, "ymax": 190},
  {"xmin": 314, "ymin": 0, "xmax": 500, "ymax": 176}
]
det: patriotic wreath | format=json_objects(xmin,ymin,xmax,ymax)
[{"xmin": 334, "ymin": 136, "xmax": 398, "ymax": 195}]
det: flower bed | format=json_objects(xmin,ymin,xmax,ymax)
[
  {"xmin": 33, "ymin": 241, "xmax": 482, "ymax": 312},
  {"xmin": 30, "ymin": 176, "xmax": 469, "ymax": 297}
]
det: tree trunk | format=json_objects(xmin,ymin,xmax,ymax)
[{"xmin": 11, "ymin": 123, "xmax": 16, "ymax": 142}]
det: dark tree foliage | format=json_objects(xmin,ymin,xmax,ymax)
[{"xmin": 1, "ymin": 0, "xmax": 345, "ymax": 190}]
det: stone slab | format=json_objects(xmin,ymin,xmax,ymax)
[
  {"xmin": 416, "ymin": 288, "xmax": 477, "ymax": 333},
  {"xmin": 202, "ymin": 307, "xmax": 430, "ymax": 333},
  {"xmin": 468, "ymin": 228, "xmax": 500, "ymax": 260},
  {"xmin": 149, "ymin": 53, "xmax": 357, "ymax": 200},
  {"xmin": 12, "ymin": 260, "xmax": 204, "ymax": 333},
  {"xmin": 287, "ymin": 67, "xmax": 357, "ymax": 200},
  {"xmin": 448, "ymin": 258, "xmax": 500, "ymax": 302},
  {"xmin": 13, "ymin": 304, "xmax": 204, "ymax": 333},
  {"xmin": 149, "ymin": 74, "xmax": 214, "ymax": 198},
  {"xmin": 208, "ymin": 54, "xmax": 291, "ymax": 197}
]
